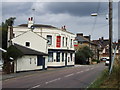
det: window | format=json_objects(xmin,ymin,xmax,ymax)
[
  {"xmin": 47, "ymin": 35, "xmax": 52, "ymax": 45},
  {"xmin": 34, "ymin": 58, "xmax": 36, "ymax": 64},
  {"xmin": 65, "ymin": 53, "xmax": 67, "ymax": 62},
  {"xmin": 62, "ymin": 53, "xmax": 64, "ymax": 62},
  {"xmin": 48, "ymin": 52, "xmax": 53, "ymax": 62},
  {"xmin": 56, "ymin": 52, "xmax": 60, "ymax": 62},
  {"xmin": 68, "ymin": 57, "xmax": 70, "ymax": 62},
  {"xmin": 63, "ymin": 37, "xmax": 64, "ymax": 47},
  {"xmin": 66, "ymin": 37, "xmax": 68, "ymax": 47},
  {"xmin": 70, "ymin": 39, "xmax": 72, "ymax": 48},
  {"xmin": 70, "ymin": 53, "xmax": 73, "ymax": 61},
  {"xmin": 30, "ymin": 58, "xmax": 32, "ymax": 64},
  {"xmin": 26, "ymin": 42, "xmax": 30, "ymax": 47}
]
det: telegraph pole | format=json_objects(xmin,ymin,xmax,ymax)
[{"xmin": 109, "ymin": 0, "xmax": 113, "ymax": 71}]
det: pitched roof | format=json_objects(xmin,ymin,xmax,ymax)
[
  {"xmin": 14, "ymin": 43, "xmax": 48, "ymax": 56},
  {"xmin": 17, "ymin": 24, "xmax": 75, "ymax": 35},
  {"xmin": 75, "ymin": 35, "xmax": 97, "ymax": 46},
  {"xmin": 75, "ymin": 35, "xmax": 89, "ymax": 42},
  {"xmin": 18, "ymin": 24, "xmax": 58, "ymax": 29}
]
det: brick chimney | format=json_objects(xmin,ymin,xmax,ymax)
[
  {"xmin": 101, "ymin": 37, "xmax": 104, "ymax": 40},
  {"xmin": 118, "ymin": 39, "xmax": 120, "ymax": 43},
  {"xmin": 84, "ymin": 36, "xmax": 90, "ymax": 40},
  {"xmin": 76, "ymin": 33, "xmax": 83, "ymax": 37},
  {"xmin": 28, "ymin": 17, "xmax": 34, "ymax": 28}
]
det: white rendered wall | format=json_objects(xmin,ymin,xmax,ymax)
[
  {"xmin": 14, "ymin": 55, "xmax": 43, "ymax": 72},
  {"xmin": 12, "ymin": 31, "xmax": 47, "ymax": 54}
]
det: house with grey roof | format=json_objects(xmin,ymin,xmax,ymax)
[
  {"xmin": 8, "ymin": 28, "xmax": 48, "ymax": 72},
  {"xmin": 75, "ymin": 33, "xmax": 98, "ymax": 60}
]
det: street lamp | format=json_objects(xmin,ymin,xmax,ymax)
[
  {"xmin": 91, "ymin": 0, "xmax": 113, "ymax": 71},
  {"xmin": 91, "ymin": 13, "xmax": 98, "ymax": 16}
]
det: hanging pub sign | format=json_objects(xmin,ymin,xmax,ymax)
[
  {"xmin": 74, "ymin": 40, "xmax": 78, "ymax": 47},
  {"xmin": 56, "ymin": 36, "xmax": 61, "ymax": 47}
]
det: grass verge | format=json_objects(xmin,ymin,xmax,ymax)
[{"xmin": 88, "ymin": 57, "xmax": 120, "ymax": 89}]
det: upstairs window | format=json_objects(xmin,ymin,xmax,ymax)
[
  {"xmin": 47, "ymin": 35, "xmax": 52, "ymax": 45},
  {"xmin": 63, "ymin": 37, "xmax": 64, "ymax": 47},
  {"xmin": 26, "ymin": 42, "xmax": 30, "ymax": 47},
  {"xmin": 70, "ymin": 39, "xmax": 73, "ymax": 48},
  {"xmin": 66, "ymin": 37, "xmax": 68, "ymax": 47}
]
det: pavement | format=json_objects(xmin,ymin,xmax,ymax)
[{"xmin": 2, "ymin": 63, "xmax": 106, "ymax": 88}]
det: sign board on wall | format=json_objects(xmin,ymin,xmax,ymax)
[
  {"xmin": 74, "ymin": 40, "xmax": 78, "ymax": 47},
  {"xmin": 56, "ymin": 36, "xmax": 61, "ymax": 47}
]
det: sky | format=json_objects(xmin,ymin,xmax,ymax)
[{"xmin": 1, "ymin": 0, "xmax": 119, "ymax": 41}]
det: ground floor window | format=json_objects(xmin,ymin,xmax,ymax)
[
  {"xmin": 62, "ymin": 53, "xmax": 64, "ymax": 62},
  {"xmin": 48, "ymin": 52, "xmax": 53, "ymax": 62},
  {"xmin": 65, "ymin": 53, "xmax": 67, "ymax": 62},
  {"xmin": 68, "ymin": 57, "xmax": 70, "ymax": 62},
  {"xmin": 56, "ymin": 52, "xmax": 60, "ymax": 62}
]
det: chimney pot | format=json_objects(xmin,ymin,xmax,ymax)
[
  {"xmin": 31, "ymin": 17, "xmax": 33, "ymax": 21},
  {"xmin": 63, "ymin": 25, "xmax": 66, "ymax": 30},
  {"xmin": 28, "ymin": 18, "xmax": 30, "ymax": 21}
]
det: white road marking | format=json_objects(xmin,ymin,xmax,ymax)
[
  {"xmin": 64, "ymin": 73, "xmax": 74, "ymax": 77},
  {"xmin": 31, "ymin": 85, "xmax": 41, "ymax": 88},
  {"xmin": 46, "ymin": 78, "xmax": 61, "ymax": 84},
  {"xmin": 76, "ymin": 72, "xmax": 81, "ymax": 74}
]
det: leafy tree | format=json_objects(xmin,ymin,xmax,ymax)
[
  {"xmin": 75, "ymin": 46, "xmax": 94, "ymax": 65},
  {"xmin": 1, "ymin": 17, "xmax": 16, "ymax": 50},
  {"xmin": 3, "ymin": 45, "xmax": 23, "ymax": 74},
  {"xmin": 6, "ymin": 45, "xmax": 23, "ymax": 60},
  {"xmin": 1, "ymin": 17, "xmax": 16, "ymax": 74},
  {"xmin": 1, "ymin": 22, "xmax": 8, "ymax": 50}
]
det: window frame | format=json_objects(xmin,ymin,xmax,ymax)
[{"xmin": 47, "ymin": 35, "xmax": 52, "ymax": 45}]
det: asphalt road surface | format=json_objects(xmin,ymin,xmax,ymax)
[{"xmin": 2, "ymin": 63, "xmax": 106, "ymax": 89}]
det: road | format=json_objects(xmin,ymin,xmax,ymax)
[{"xmin": 2, "ymin": 63, "xmax": 106, "ymax": 89}]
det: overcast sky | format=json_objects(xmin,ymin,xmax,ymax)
[{"xmin": 1, "ymin": 0, "xmax": 119, "ymax": 41}]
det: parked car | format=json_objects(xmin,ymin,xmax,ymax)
[
  {"xmin": 105, "ymin": 59, "xmax": 109, "ymax": 66},
  {"xmin": 100, "ymin": 58, "xmax": 107, "ymax": 62}
]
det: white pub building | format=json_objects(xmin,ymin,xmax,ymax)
[{"xmin": 9, "ymin": 17, "xmax": 75, "ymax": 69}]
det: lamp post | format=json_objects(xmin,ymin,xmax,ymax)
[{"xmin": 91, "ymin": 0, "xmax": 113, "ymax": 71}]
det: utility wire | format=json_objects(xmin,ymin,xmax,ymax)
[{"xmin": 90, "ymin": 1, "xmax": 101, "ymax": 39}]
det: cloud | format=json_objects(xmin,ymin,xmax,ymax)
[
  {"xmin": 44, "ymin": 2, "xmax": 108, "ymax": 17},
  {"xmin": 1, "ymin": 2, "xmax": 118, "ymax": 41}
]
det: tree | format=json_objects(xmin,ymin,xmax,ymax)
[
  {"xmin": 3, "ymin": 45, "xmax": 23, "ymax": 73},
  {"xmin": 75, "ymin": 46, "xmax": 94, "ymax": 65},
  {"xmin": 6, "ymin": 17, "xmax": 16, "ymax": 45},
  {"xmin": 1, "ymin": 17, "xmax": 16, "ymax": 49},
  {"xmin": 1, "ymin": 22, "xmax": 8, "ymax": 50},
  {"xmin": 1, "ymin": 17, "xmax": 16, "ymax": 74}
]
